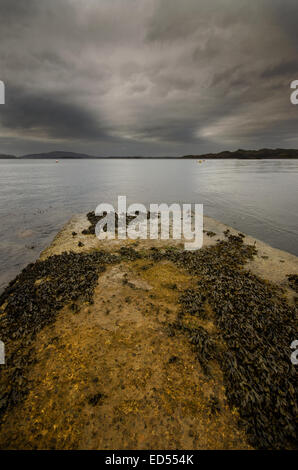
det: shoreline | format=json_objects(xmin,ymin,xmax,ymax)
[
  {"xmin": 2, "ymin": 156, "xmax": 298, "ymax": 160},
  {"xmin": 0, "ymin": 213, "xmax": 297, "ymax": 449}
]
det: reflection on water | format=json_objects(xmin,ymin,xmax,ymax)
[{"xmin": 0, "ymin": 158, "xmax": 297, "ymax": 292}]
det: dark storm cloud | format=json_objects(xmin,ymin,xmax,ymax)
[
  {"xmin": 270, "ymin": 0, "xmax": 298, "ymax": 45},
  {"xmin": 0, "ymin": 0, "xmax": 298, "ymax": 155},
  {"xmin": 0, "ymin": 86, "xmax": 108, "ymax": 139},
  {"xmin": 261, "ymin": 61, "xmax": 298, "ymax": 79},
  {"xmin": 0, "ymin": 0, "xmax": 38, "ymax": 23}
]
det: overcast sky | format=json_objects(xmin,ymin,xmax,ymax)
[{"xmin": 0, "ymin": 0, "xmax": 298, "ymax": 156}]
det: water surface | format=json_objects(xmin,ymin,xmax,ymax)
[{"xmin": 0, "ymin": 158, "xmax": 297, "ymax": 292}]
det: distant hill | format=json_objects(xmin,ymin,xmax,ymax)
[
  {"xmin": 20, "ymin": 151, "xmax": 100, "ymax": 159},
  {"xmin": 19, "ymin": 152, "xmax": 172, "ymax": 159},
  {"xmin": 183, "ymin": 148, "xmax": 298, "ymax": 159},
  {"xmin": 2, "ymin": 148, "xmax": 298, "ymax": 160}
]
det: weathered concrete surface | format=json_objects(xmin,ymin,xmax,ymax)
[{"xmin": 1, "ymin": 214, "xmax": 296, "ymax": 449}]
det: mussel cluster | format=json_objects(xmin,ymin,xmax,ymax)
[
  {"xmin": 0, "ymin": 250, "xmax": 118, "ymax": 419},
  {"xmin": 175, "ymin": 321, "xmax": 218, "ymax": 375},
  {"xmin": 82, "ymin": 211, "xmax": 106, "ymax": 234},
  {"xmin": 163, "ymin": 234, "xmax": 298, "ymax": 449},
  {"xmin": 0, "ymin": 250, "xmax": 119, "ymax": 341},
  {"xmin": 118, "ymin": 246, "xmax": 142, "ymax": 261},
  {"xmin": 83, "ymin": 210, "xmax": 154, "ymax": 235},
  {"xmin": 83, "ymin": 210, "xmax": 140, "ymax": 235}
]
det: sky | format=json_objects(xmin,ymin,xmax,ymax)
[{"xmin": 0, "ymin": 0, "xmax": 298, "ymax": 156}]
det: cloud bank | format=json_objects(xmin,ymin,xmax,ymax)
[{"xmin": 0, "ymin": 0, "xmax": 298, "ymax": 155}]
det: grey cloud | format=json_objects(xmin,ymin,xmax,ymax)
[
  {"xmin": 261, "ymin": 61, "xmax": 298, "ymax": 79},
  {"xmin": 0, "ymin": 0, "xmax": 298, "ymax": 156},
  {"xmin": 270, "ymin": 0, "xmax": 298, "ymax": 45},
  {"xmin": 1, "ymin": 86, "xmax": 108, "ymax": 140},
  {"xmin": 0, "ymin": 0, "xmax": 38, "ymax": 23}
]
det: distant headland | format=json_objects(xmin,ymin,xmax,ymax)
[
  {"xmin": 182, "ymin": 148, "xmax": 298, "ymax": 159},
  {"xmin": 0, "ymin": 154, "xmax": 17, "ymax": 159},
  {"xmin": 1, "ymin": 148, "xmax": 298, "ymax": 159}
]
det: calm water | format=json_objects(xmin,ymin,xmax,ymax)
[{"xmin": 0, "ymin": 158, "xmax": 297, "ymax": 292}]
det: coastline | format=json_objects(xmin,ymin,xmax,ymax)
[
  {"xmin": 3, "ymin": 156, "xmax": 298, "ymax": 160},
  {"xmin": 3, "ymin": 147, "xmax": 298, "ymax": 159},
  {"xmin": 0, "ymin": 213, "xmax": 297, "ymax": 449}
]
